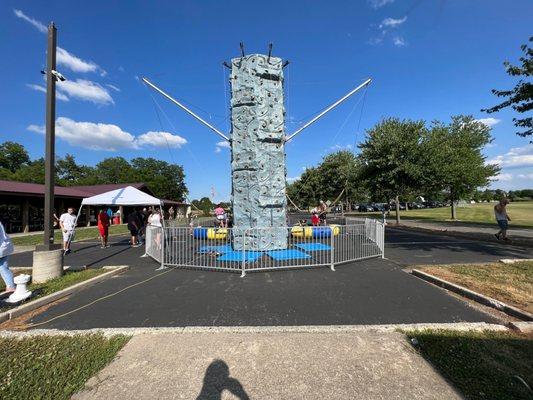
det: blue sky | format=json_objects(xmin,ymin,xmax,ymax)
[{"xmin": 1, "ymin": 0, "xmax": 532, "ymax": 201}]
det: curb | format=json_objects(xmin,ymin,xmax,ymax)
[
  {"xmin": 411, "ymin": 269, "xmax": 533, "ymax": 322},
  {"xmin": 0, "ymin": 322, "xmax": 508, "ymax": 337},
  {"xmin": 390, "ymin": 224, "xmax": 533, "ymax": 248},
  {"xmin": 0, "ymin": 265, "xmax": 129, "ymax": 324}
]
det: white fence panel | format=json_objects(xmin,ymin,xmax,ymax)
[{"xmin": 144, "ymin": 218, "xmax": 385, "ymax": 275}]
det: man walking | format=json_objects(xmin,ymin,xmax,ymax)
[
  {"xmin": 60, "ymin": 207, "xmax": 77, "ymax": 254},
  {"xmin": 494, "ymin": 198, "xmax": 511, "ymax": 241}
]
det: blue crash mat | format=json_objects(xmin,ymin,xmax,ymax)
[
  {"xmin": 266, "ymin": 249, "xmax": 311, "ymax": 260},
  {"xmin": 217, "ymin": 251, "xmax": 263, "ymax": 262},
  {"xmin": 199, "ymin": 244, "xmax": 234, "ymax": 253},
  {"xmin": 294, "ymin": 243, "xmax": 331, "ymax": 251}
]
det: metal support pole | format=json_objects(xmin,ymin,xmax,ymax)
[
  {"xmin": 142, "ymin": 77, "xmax": 230, "ymax": 142},
  {"xmin": 42, "ymin": 22, "xmax": 58, "ymax": 250},
  {"xmin": 330, "ymin": 227, "xmax": 335, "ymax": 272},
  {"xmin": 286, "ymin": 78, "xmax": 372, "ymax": 143},
  {"xmin": 240, "ymin": 229, "xmax": 246, "ymax": 277}
]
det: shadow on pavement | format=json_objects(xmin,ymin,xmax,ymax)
[{"xmin": 196, "ymin": 360, "xmax": 250, "ymax": 400}]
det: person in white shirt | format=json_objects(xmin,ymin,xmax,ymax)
[
  {"xmin": 148, "ymin": 208, "xmax": 163, "ymax": 248},
  {"xmin": 59, "ymin": 207, "xmax": 77, "ymax": 254},
  {"xmin": 0, "ymin": 221, "xmax": 15, "ymax": 295}
]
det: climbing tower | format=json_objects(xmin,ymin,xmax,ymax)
[{"xmin": 230, "ymin": 54, "xmax": 287, "ymax": 250}]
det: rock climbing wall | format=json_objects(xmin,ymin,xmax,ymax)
[{"xmin": 230, "ymin": 54, "xmax": 288, "ymax": 250}]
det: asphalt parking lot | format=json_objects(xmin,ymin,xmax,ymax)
[{"xmin": 8, "ymin": 226, "xmax": 531, "ymax": 329}]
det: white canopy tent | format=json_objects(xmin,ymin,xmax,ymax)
[{"xmin": 69, "ymin": 186, "xmax": 165, "ymax": 246}]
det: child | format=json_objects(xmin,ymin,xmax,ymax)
[{"xmin": 311, "ymin": 212, "xmax": 320, "ymax": 226}]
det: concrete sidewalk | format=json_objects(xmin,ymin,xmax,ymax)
[
  {"xmin": 73, "ymin": 330, "xmax": 462, "ymax": 400},
  {"xmin": 395, "ymin": 219, "xmax": 533, "ymax": 246}
]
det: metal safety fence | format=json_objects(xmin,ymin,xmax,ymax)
[{"xmin": 144, "ymin": 218, "xmax": 384, "ymax": 276}]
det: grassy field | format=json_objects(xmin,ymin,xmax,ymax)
[
  {"xmin": 0, "ymin": 334, "xmax": 129, "ymax": 400},
  {"xmin": 0, "ymin": 269, "xmax": 106, "ymax": 312},
  {"xmin": 11, "ymin": 224, "xmax": 130, "ymax": 247},
  {"xmin": 407, "ymin": 329, "xmax": 533, "ymax": 400},
  {"xmin": 355, "ymin": 201, "xmax": 533, "ymax": 228},
  {"xmin": 416, "ymin": 261, "xmax": 533, "ymax": 313}
]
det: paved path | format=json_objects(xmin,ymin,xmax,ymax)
[
  {"xmin": 395, "ymin": 219, "xmax": 533, "ymax": 246},
  {"xmin": 7, "ymin": 228, "xmax": 532, "ymax": 329},
  {"xmin": 73, "ymin": 330, "xmax": 462, "ymax": 400}
]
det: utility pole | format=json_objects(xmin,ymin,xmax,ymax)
[
  {"xmin": 42, "ymin": 22, "xmax": 58, "ymax": 250},
  {"xmin": 33, "ymin": 22, "xmax": 63, "ymax": 282}
]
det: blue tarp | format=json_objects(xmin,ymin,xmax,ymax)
[{"xmin": 266, "ymin": 249, "xmax": 311, "ymax": 260}]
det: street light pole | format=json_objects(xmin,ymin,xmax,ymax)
[{"xmin": 42, "ymin": 22, "xmax": 58, "ymax": 250}]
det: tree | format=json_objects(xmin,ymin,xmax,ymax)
[
  {"xmin": 424, "ymin": 116, "xmax": 500, "ymax": 219},
  {"xmin": 56, "ymin": 154, "xmax": 97, "ymax": 186},
  {"xmin": 130, "ymin": 158, "xmax": 187, "ymax": 201},
  {"xmin": 11, "ymin": 158, "xmax": 46, "ymax": 184},
  {"xmin": 358, "ymin": 118, "xmax": 427, "ymax": 223},
  {"xmin": 94, "ymin": 157, "xmax": 136, "ymax": 184},
  {"xmin": 0, "ymin": 141, "xmax": 30, "ymax": 173},
  {"xmin": 191, "ymin": 197, "xmax": 214, "ymax": 216},
  {"xmin": 482, "ymin": 37, "xmax": 532, "ymax": 140},
  {"xmin": 286, "ymin": 150, "xmax": 366, "ymax": 211}
]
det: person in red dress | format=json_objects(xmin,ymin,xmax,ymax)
[{"xmin": 97, "ymin": 208, "xmax": 110, "ymax": 248}]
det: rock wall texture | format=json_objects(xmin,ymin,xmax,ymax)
[{"xmin": 230, "ymin": 54, "xmax": 288, "ymax": 250}]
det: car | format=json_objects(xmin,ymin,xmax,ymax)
[{"xmin": 358, "ymin": 204, "xmax": 374, "ymax": 212}]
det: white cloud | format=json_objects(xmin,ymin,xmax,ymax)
[
  {"xmin": 368, "ymin": 37, "xmax": 384, "ymax": 46},
  {"xmin": 368, "ymin": 0, "xmax": 394, "ymax": 9},
  {"xmin": 106, "ymin": 84, "xmax": 121, "ymax": 92},
  {"xmin": 494, "ymin": 173, "xmax": 513, "ymax": 182},
  {"xmin": 517, "ymin": 173, "xmax": 533, "ymax": 180},
  {"xmin": 57, "ymin": 79, "xmax": 114, "ymax": 105},
  {"xmin": 329, "ymin": 144, "xmax": 353, "ymax": 151},
  {"xmin": 27, "ymin": 83, "xmax": 69, "ymax": 101},
  {"xmin": 286, "ymin": 176, "xmax": 301, "ymax": 183},
  {"xmin": 136, "ymin": 131, "xmax": 187, "ymax": 149},
  {"xmin": 475, "ymin": 117, "xmax": 501, "ymax": 127},
  {"xmin": 56, "ymin": 47, "xmax": 100, "ymax": 74},
  {"xmin": 14, "ymin": 10, "xmax": 104, "ymax": 76},
  {"xmin": 392, "ymin": 36, "xmax": 406, "ymax": 47},
  {"xmin": 27, "ymin": 118, "xmax": 188, "ymax": 151},
  {"xmin": 27, "ymin": 124, "xmax": 45, "ymax": 134},
  {"xmin": 487, "ymin": 144, "xmax": 533, "ymax": 169},
  {"xmin": 215, "ymin": 141, "xmax": 231, "ymax": 153},
  {"xmin": 13, "ymin": 9, "xmax": 47, "ymax": 33},
  {"xmin": 379, "ymin": 16, "xmax": 407, "ymax": 30}
]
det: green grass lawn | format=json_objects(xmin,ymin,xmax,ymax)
[
  {"xmin": 0, "ymin": 269, "xmax": 106, "ymax": 312},
  {"xmin": 0, "ymin": 334, "xmax": 129, "ymax": 400},
  {"xmin": 354, "ymin": 201, "xmax": 533, "ymax": 228},
  {"xmin": 11, "ymin": 224, "xmax": 130, "ymax": 247},
  {"xmin": 406, "ymin": 329, "xmax": 533, "ymax": 400},
  {"xmin": 416, "ymin": 261, "xmax": 533, "ymax": 313}
]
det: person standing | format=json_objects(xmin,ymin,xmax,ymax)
[
  {"xmin": 214, "ymin": 204, "xmax": 227, "ymax": 228},
  {"xmin": 168, "ymin": 206, "xmax": 175, "ymax": 220},
  {"xmin": 59, "ymin": 207, "xmax": 77, "ymax": 254},
  {"xmin": 127, "ymin": 210, "xmax": 141, "ymax": 247},
  {"xmin": 148, "ymin": 208, "xmax": 163, "ymax": 248},
  {"xmin": 106, "ymin": 207, "xmax": 113, "ymax": 224},
  {"xmin": 97, "ymin": 208, "xmax": 110, "ymax": 248},
  {"xmin": 494, "ymin": 198, "xmax": 511, "ymax": 241},
  {"xmin": 318, "ymin": 200, "xmax": 328, "ymax": 226},
  {"xmin": 0, "ymin": 221, "xmax": 15, "ymax": 295}
]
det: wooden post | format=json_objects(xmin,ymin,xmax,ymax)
[
  {"xmin": 22, "ymin": 199, "xmax": 30, "ymax": 233},
  {"xmin": 119, "ymin": 205, "xmax": 124, "ymax": 224}
]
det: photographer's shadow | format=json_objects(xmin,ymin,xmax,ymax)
[{"xmin": 196, "ymin": 359, "xmax": 250, "ymax": 400}]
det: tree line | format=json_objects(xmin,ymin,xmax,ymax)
[
  {"xmin": 287, "ymin": 115, "xmax": 502, "ymax": 223},
  {"xmin": 0, "ymin": 141, "xmax": 188, "ymax": 201}
]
